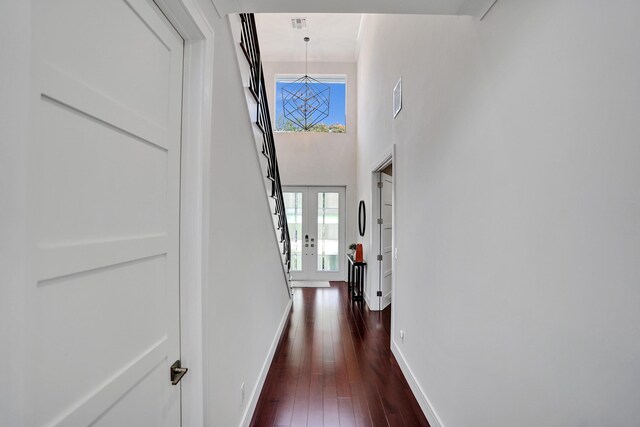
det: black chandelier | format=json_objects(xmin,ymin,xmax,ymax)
[{"xmin": 281, "ymin": 37, "xmax": 330, "ymax": 131}]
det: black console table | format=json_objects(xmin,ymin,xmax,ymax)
[{"xmin": 347, "ymin": 254, "xmax": 367, "ymax": 301}]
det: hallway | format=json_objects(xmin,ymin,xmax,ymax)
[{"xmin": 250, "ymin": 283, "xmax": 429, "ymax": 427}]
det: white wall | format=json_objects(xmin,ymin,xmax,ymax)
[
  {"xmin": 195, "ymin": 4, "xmax": 292, "ymax": 426},
  {"xmin": 357, "ymin": 2, "xmax": 640, "ymax": 426},
  {"xmin": 0, "ymin": 1, "xmax": 29, "ymax": 424},
  {"xmin": 263, "ymin": 61, "xmax": 358, "ymax": 276}
]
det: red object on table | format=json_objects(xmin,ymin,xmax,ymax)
[{"xmin": 355, "ymin": 243, "xmax": 364, "ymax": 262}]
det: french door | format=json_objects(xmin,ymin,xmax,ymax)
[{"xmin": 284, "ymin": 187, "xmax": 346, "ymax": 281}]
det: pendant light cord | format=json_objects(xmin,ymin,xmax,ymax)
[{"xmin": 304, "ymin": 37, "xmax": 309, "ymax": 77}]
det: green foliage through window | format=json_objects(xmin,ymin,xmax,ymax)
[{"xmin": 276, "ymin": 116, "xmax": 346, "ymax": 133}]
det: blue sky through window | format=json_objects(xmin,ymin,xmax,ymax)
[{"xmin": 275, "ymin": 78, "xmax": 346, "ymax": 132}]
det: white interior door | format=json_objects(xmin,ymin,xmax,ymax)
[
  {"xmin": 379, "ymin": 172, "xmax": 393, "ymax": 309},
  {"xmin": 284, "ymin": 187, "xmax": 346, "ymax": 281},
  {"xmin": 28, "ymin": 0, "xmax": 184, "ymax": 425}
]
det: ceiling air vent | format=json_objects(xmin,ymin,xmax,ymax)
[{"xmin": 291, "ymin": 18, "xmax": 307, "ymax": 30}]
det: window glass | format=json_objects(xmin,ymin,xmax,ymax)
[
  {"xmin": 275, "ymin": 77, "xmax": 346, "ymax": 133},
  {"xmin": 317, "ymin": 192, "xmax": 339, "ymax": 271},
  {"xmin": 284, "ymin": 192, "xmax": 303, "ymax": 271}
]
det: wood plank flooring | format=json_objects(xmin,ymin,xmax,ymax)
[{"xmin": 250, "ymin": 282, "xmax": 430, "ymax": 427}]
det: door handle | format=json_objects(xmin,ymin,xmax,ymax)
[{"xmin": 170, "ymin": 360, "xmax": 188, "ymax": 385}]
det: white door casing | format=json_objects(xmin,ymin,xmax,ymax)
[
  {"xmin": 28, "ymin": 0, "xmax": 184, "ymax": 425},
  {"xmin": 379, "ymin": 172, "xmax": 393, "ymax": 310},
  {"xmin": 284, "ymin": 186, "xmax": 346, "ymax": 282}
]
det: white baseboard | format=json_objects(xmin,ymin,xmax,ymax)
[
  {"xmin": 239, "ymin": 298, "xmax": 293, "ymax": 427},
  {"xmin": 380, "ymin": 292, "xmax": 391, "ymax": 310},
  {"xmin": 391, "ymin": 340, "xmax": 444, "ymax": 427},
  {"xmin": 357, "ymin": 287, "xmax": 384, "ymax": 312},
  {"xmin": 363, "ymin": 290, "xmax": 376, "ymax": 311},
  {"xmin": 364, "ymin": 290, "xmax": 391, "ymax": 311}
]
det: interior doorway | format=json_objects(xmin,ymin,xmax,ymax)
[
  {"xmin": 369, "ymin": 146, "xmax": 395, "ymax": 314},
  {"xmin": 377, "ymin": 164, "xmax": 393, "ymax": 310},
  {"xmin": 283, "ymin": 186, "xmax": 346, "ymax": 281}
]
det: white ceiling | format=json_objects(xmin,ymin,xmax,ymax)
[
  {"xmin": 255, "ymin": 13, "xmax": 363, "ymax": 62},
  {"xmin": 212, "ymin": 0, "xmax": 496, "ymax": 17}
]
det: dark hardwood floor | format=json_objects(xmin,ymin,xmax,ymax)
[{"xmin": 250, "ymin": 282, "xmax": 430, "ymax": 427}]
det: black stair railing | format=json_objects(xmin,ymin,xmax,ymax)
[{"xmin": 239, "ymin": 13, "xmax": 291, "ymax": 273}]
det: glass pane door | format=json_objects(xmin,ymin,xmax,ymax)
[
  {"xmin": 283, "ymin": 192, "xmax": 303, "ymax": 272},
  {"xmin": 317, "ymin": 192, "xmax": 340, "ymax": 272},
  {"xmin": 283, "ymin": 186, "xmax": 345, "ymax": 281}
]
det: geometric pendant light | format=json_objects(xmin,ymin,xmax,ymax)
[{"xmin": 281, "ymin": 37, "xmax": 330, "ymax": 130}]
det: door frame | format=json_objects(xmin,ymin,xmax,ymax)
[
  {"xmin": 369, "ymin": 145, "xmax": 396, "ymax": 315},
  {"xmin": 152, "ymin": 1, "xmax": 214, "ymax": 425}
]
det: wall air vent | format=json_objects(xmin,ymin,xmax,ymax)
[{"xmin": 291, "ymin": 18, "xmax": 307, "ymax": 30}]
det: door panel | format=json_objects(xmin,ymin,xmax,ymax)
[
  {"xmin": 90, "ymin": 361, "xmax": 171, "ymax": 427},
  {"xmin": 36, "ymin": 0, "xmax": 173, "ymax": 128},
  {"xmin": 284, "ymin": 189, "xmax": 305, "ymax": 276},
  {"xmin": 316, "ymin": 191, "xmax": 340, "ymax": 273},
  {"xmin": 30, "ymin": 0, "xmax": 184, "ymax": 425},
  {"xmin": 37, "ymin": 98, "xmax": 168, "ymax": 244},
  {"xmin": 284, "ymin": 187, "xmax": 345, "ymax": 281},
  {"xmin": 379, "ymin": 173, "xmax": 393, "ymax": 309}
]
